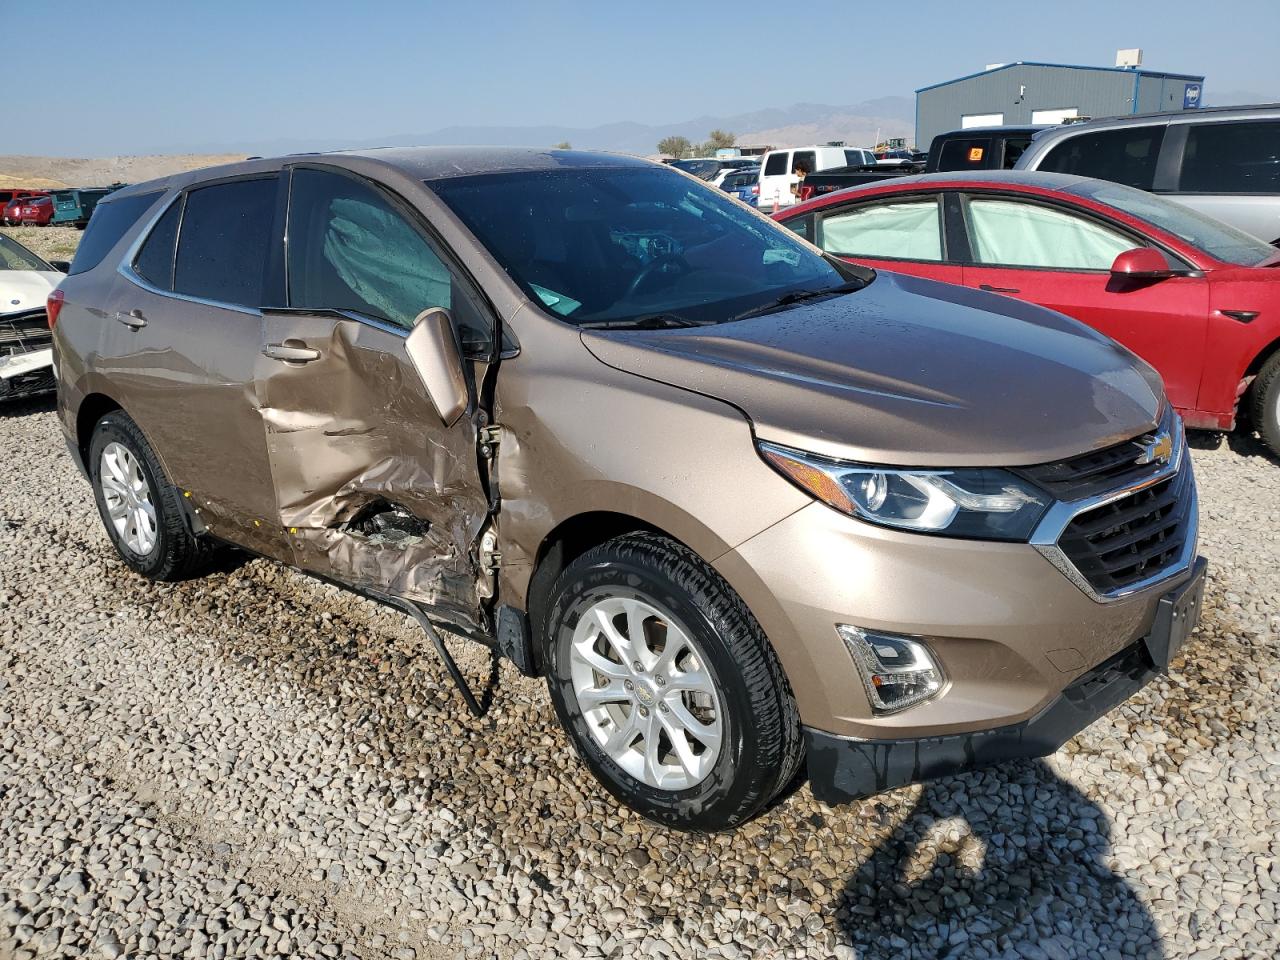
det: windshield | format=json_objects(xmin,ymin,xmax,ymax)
[
  {"xmin": 430, "ymin": 166, "xmax": 852, "ymax": 325},
  {"xmin": 0, "ymin": 233, "xmax": 54, "ymax": 272},
  {"xmin": 672, "ymin": 159, "xmax": 720, "ymax": 180},
  {"xmin": 1069, "ymin": 180, "xmax": 1275, "ymax": 266}
]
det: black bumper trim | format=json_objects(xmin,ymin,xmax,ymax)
[{"xmin": 805, "ymin": 638, "xmax": 1158, "ymax": 805}]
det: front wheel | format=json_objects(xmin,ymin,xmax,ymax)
[
  {"xmin": 1249, "ymin": 350, "xmax": 1280, "ymax": 456},
  {"xmin": 544, "ymin": 532, "xmax": 803, "ymax": 831}
]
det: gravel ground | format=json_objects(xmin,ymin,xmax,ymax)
[
  {"xmin": 0, "ymin": 226, "xmax": 82, "ymax": 264},
  {"xmin": 0, "ymin": 398, "xmax": 1277, "ymax": 960}
]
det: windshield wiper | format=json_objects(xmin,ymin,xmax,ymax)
[
  {"xmin": 730, "ymin": 279, "xmax": 868, "ymax": 323},
  {"xmin": 578, "ymin": 314, "xmax": 709, "ymax": 330}
]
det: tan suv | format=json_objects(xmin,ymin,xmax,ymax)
[{"xmin": 51, "ymin": 148, "xmax": 1205, "ymax": 830}]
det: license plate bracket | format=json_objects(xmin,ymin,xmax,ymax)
[{"xmin": 1145, "ymin": 557, "xmax": 1207, "ymax": 671}]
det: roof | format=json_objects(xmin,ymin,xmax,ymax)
[
  {"xmin": 327, "ymin": 146, "xmax": 654, "ymax": 181},
  {"xmin": 102, "ymin": 147, "xmax": 660, "ymax": 202},
  {"xmin": 803, "ymin": 169, "xmax": 1098, "ymax": 198},
  {"xmin": 917, "ymin": 61, "xmax": 1204, "ymax": 93}
]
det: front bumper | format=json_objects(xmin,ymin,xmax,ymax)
[{"xmin": 806, "ymin": 556, "xmax": 1205, "ymax": 803}]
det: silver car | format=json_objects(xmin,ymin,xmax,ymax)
[{"xmin": 1014, "ymin": 103, "xmax": 1280, "ymax": 243}]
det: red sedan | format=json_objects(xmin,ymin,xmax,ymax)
[
  {"xmin": 7, "ymin": 194, "xmax": 55, "ymax": 226},
  {"xmin": 775, "ymin": 171, "xmax": 1280, "ymax": 453}
]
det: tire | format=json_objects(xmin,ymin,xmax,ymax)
[
  {"xmin": 88, "ymin": 411, "xmax": 216, "ymax": 580},
  {"xmin": 544, "ymin": 532, "xmax": 803, "ymax": 831},
  {"xmin": 1249, "ymin": 350, "xmax": 1280, "ymax": 456}
]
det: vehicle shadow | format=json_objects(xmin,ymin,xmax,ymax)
[
  {"xmin": 1186, "ymin": 427, "xmax": 1280, "ymax": 465},
  {"xmin": 832, "ymin": 760, "xmax": 1164, "ymax": 959},
  {"xmin": 0, "ymin": 393, "xmax": 56, "ymax": 418}
]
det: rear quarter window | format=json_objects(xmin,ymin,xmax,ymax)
[
  {"xmin": 763, "ymin": 152, "xmax": 788, "ymax": 176},
  {"xmin": 67, "ymin": 191, "xmax": 163, "ymax": 276}
]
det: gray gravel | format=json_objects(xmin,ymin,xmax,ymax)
[{"xmin": 1, "ymin": 398, "xmax": 1277, "ymax": 960}]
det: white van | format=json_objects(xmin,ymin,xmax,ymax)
[{"xmin": 756, "ymin": 146, "xmax": 875, "ymax": 210}]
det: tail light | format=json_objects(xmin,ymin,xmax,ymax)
[
  {"xmin": 751, "ymin": 184, "xmax": 759, "ymax": 195},
  {"xmin": 798, "ymin": 185, "xmax": 814, "ymax": 201},
  {"xmin": 46, "ymin": 288, "xmax": 65, "ymax": 329}
]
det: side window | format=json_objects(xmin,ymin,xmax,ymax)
[
  {"xmin": 763, "ymin": 152, "xmax": 788, "ymax": 176},
  {"xmin": 1001, "ymin": 137, "xmax": 1032, "ymax": 169},
  {"xmin": 1179, "ymin": 120, "xmax": 1280, "ymax": 194},
  {"xmin": 287, "ymin": 167, "xmax": 491, "ymax": 353},
  {"xmin": 819, "ymin": 198, "xmax": 943, "ymax": 261},
  {"xmin": 1037, "ymin": 126, "xmax": 1166, "ymax": 190},
  {"xmin": 68, "ymin": 191, "xmax": 162, "ymax": 276},
  {"xmin": 936, "ymin": 138, "xmax": 993, "ymax": 172},
  {"xmin": 792, "ymin": 150, "xmax": 816, "ymax": 175},
  {"xmin": 173, "ymin": 177, "xmax": 280, "ymax": 307},
  {"xmin": 133, "ymin": 199, "xmax": 181, "ymax": 290},
  {"xmin": 783, "ymin": 214, "xmax": 813, "ymax": 241},
  {"xmin": 966, "ymin": 199, "xmax": 1135, "ymax": 270}
]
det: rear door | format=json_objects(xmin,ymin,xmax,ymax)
[
  {"xmin": 254, "ymin": 164, "xmax": 495, "ymax": 626},
  {"xmin": 806, "ymin": 192, "xmax": 965, "ymax": 285},
  {"xmin": 956, "ymin": 194, "xmax": 1209, "ymax": 412},
  {"xmin": 109, "ymin": 174, "xmax": 291, "ymax": 559}
]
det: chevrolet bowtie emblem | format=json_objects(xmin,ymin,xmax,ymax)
[{"xmin": 1136, "ymin": 431, "xmax": 1174, "ymax": 466}]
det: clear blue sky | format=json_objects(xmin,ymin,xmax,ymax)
[{"xmin": 11, "ymin": 0, "xmax": 1279, "ymax": 156}]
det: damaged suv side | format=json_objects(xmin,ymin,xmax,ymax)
[{"xmin": 53, "ymin": 149, "xmax": 1205, "ymax": 831}]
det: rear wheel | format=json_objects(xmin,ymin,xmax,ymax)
[
  {"xmin": 1249, "ymin": 351, "xmax": 1280, "ymax": 456},
  {"xmin": 88, "ymin": 411, "xmax": 216, "ymax": 580},
  {"xmin": 544, "ymin": 532, "xmax": 803, "ymax": 831}
]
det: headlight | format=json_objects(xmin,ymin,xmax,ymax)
[{"xmin": 759, "ymin": 442, "xmax": 1050, "ymax": 541}]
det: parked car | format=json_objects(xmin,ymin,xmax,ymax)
[
  {"xmin": 875, "ymin": 149, "xmax": 917, "ymax": 166},
  {"xmin": 671, "ymin": 157, "xmax": 758, "ymax": 182},
  {"xmin": 51, "ymin": 187, "xmax": 114, "ymax": 229},
  {"xmin": 718, "ymin": 166, "xmax": 761, "ymax": 204},
  {"xmin": 925, "ymin": 125, "xmax": 1044, "ymax": 173},
  {"xmin": 1014, "ymin": 104, "xmax": 1280, "ymax": 243},
  {"xmin": 0, "ymin": 232, "xmax": 66, "ymax": 400},
  {"xmin": 10, "ymin": 194, "xmax": 55, "ymax": 226},
  {"xmin": 53, "ymin": 149, "xmax": 1203, "ymax": 830},
  {"xmin": 756, "ymin": 146, "xmax": 876, "ymax": 210},
  {"xmin": 2, "ymin": 191, "xmax": 48, "ymax": 226},
  {"xmin": 775, "ymin": 169, "xmax": 1280, "ymax": 452}
]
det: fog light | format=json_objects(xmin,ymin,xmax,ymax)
[{"xmin": 838, "ymin": 625, "xmax": 944, "ymax": 714}]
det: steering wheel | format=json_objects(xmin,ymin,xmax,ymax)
[{"xmin": 625, "ymin": 255, "xmax": 691, "ymax": 299}]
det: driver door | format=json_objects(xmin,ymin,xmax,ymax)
[
  {"xmin": 255, "ymin": 165, "xmax": 497, "ymax": 627},
  {"xmin": 957, "ymin": 196, "xmax": 1209, "ymax": 413}
]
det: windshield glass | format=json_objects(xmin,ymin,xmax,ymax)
[
  {"xmin": 1069, "ymin": 179, "xmax": 1275, "ymax": 266},
  {"xmin": 430, "ymin": 166, "xmax": 852, "ymax": 325},
  {"xmin": 0, "ymin": 233, "xmax": 54, "ymax": 271}
]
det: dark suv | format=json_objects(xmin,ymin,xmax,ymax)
[{"xmin": 1015, "ymin": 104, "xmax": 1280, "ymax": 243}]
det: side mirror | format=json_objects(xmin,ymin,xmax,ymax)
[
  {"xmin": 1110, "ymin": 247, "xmax": 1173, "ymax": 280},
  {"xmin": 49, "ymin": 260, "xmax": 70, "ymax": 273},
  {"xmin": 404, "ymin": 307, "xmax": 469, "ymax": 427}
]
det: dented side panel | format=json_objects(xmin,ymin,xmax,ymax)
[{"xmin": 255, "ymin": 312, "xmax": 490, "ymax": 626}]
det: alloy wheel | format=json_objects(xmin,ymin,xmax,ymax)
[
  {"xmin": 99, "ymin": 441, "xmax": 158, "ymax": 555},
  {"xmin": 568, "ymin": 595, "xmax": 723, "ymax": 790}
]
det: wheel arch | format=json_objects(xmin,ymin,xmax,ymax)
[
  {"xmin": 524, "ymin": 511, "xmax": 688, "ymax": 672},
  {"xmin": 75, "ymin": 392, "xmax": 124, "ymax": 464}
]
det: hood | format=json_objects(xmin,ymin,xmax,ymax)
[
  {"xmin": 582, "ymin": 271, "xmax": 1162, "ymax": 467},
  {"xmin": 0, "ymin": 271, "xmax": 59, "ymax": 316}
]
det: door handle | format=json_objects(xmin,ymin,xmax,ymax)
[
  {"xmin": 979, "ymin": 283, "xmax": 1020, "ymax": 294},
  {"xmin": 114, "ymin": 309, "xmax": 147, "ymax": 329},
  {"xmin": 262, "ymin": 341, "xmax": 321, "ymax": 363}
]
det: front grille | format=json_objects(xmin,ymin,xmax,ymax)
[
  {"xmin": 1055, "ymin": 454, "xmax": 1193, "ymax": 594},
  {"xmin": 1016, "ymin": 428, "xmax": 1167, "ymax": 501},
  {"xmin": 0, "ymin": 310, "xmax": 51, "ymax": 356}
]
